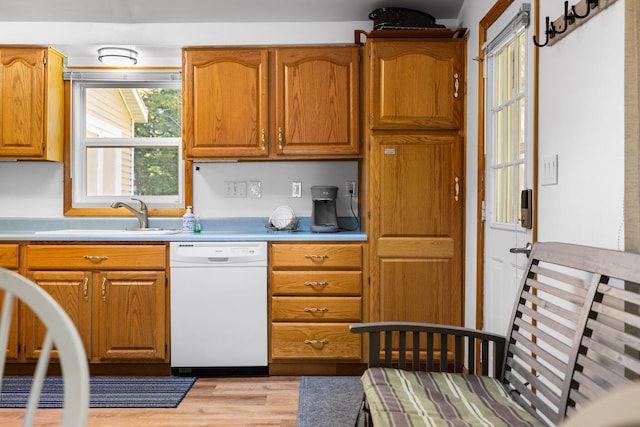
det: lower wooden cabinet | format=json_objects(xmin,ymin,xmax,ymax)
[
  {"xmin": 269, "ymin": 242, "xmax": 365, "ymax": 368},
  {"xmin": 24, "ymin": 244, "xmax": 167, "ymax": 364},
  {"xmin": 0, "ymin": 244, "xmax": 20, "ymax": 361}
]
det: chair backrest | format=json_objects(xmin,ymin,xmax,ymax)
[
  {"xmin": 502, "ymin": 242, "xmax": 640, "ymax": 426},
  {"xmin": 0, "ymin": 267, "xmax": 89, "ymax": 427}
]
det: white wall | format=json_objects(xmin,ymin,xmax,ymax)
[
  {"xmin": 459, "ymin": 0, "xmax": 625, "ymax": 328},
  {"xmin": 537, "ymin": 1, "xmax": 625, "ymax": 249},
  {"xmin": 192, "ymin": 161, "xmax": 359, "ymax": 218}
]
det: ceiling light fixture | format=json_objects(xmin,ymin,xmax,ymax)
[{"xmin": 97, "ymin": 47, "xmax": 138, "ymax": 66}]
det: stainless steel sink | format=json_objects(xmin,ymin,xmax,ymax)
[{"xmin": 35, "ymin": 228, "xmax": 182, "ymax": 235}]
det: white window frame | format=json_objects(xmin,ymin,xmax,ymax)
[
  {"xmin": 485, "ymin": 5, "xmax": 532, "ymax": 229},
  {"xmin": 70, "ymin": 75, "xmax": 183, "ymax": 209}
]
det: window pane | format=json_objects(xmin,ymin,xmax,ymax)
[
  {"xmin": 85, "ymin": 88, "xmax": 181, "ymax": 138},
  {"xmin": 506, "ymin": 41, "xmax": 515, "ymax": 100},
  {"xmin": 518, "ymin": 32, "xmax": 526, "ymax": 94},
  {"xmin": 495, "ymin": 167, "xmax": 504, "ymax": 223},
  {"xmin": 505, "ymin": 165, "xmax": 515, "ymax": 224},
  {"xmin": 496, "ymin": 50, "xmax": 504, "ymax": 105},
  {"xmin": 518, "ymin": 98, "xmax": 526, "ymax": 160},
  {"xmin": 86, "ymin": 147, "xmax": 179, "ymax": 197},
  {"xmin": 495, "ymin": 109, "xmax": 504, "ymax": 163},
  {"xmin": 506, "ymin": 103, "xmax": 515, "ymax": 162}
]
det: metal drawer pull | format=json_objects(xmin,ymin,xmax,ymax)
[
  {"xmin": 278, "ymin": 127, "xmax": 284, "ymax": 150},
  {"xmin": 84, "ymin": 255, "xmax": 108, "ymax": 263},
  {"xmin": 304, "ymin": 281, "xmax": 329, "ymax": 288},
  {"xmin": 304, "ymin": 339, "xmax": 329, "ymax": 345},
  {"xmin": 454, "ymin": 73, "xmax": 460, "ymax": 98},
  {"xmin": 83, "ymin": 277, "xmax": 89, "ymax": 301},
  {"xmin": 304, "ymin": 307, "xmax": 329, "ymax": 313},
  {"xmin": 304, "ymin": 254, "xmax": 329, "ymax": 260},
  {"xmin": 101, "ymin": 277, "xmax": 107, "ymax": 302}
]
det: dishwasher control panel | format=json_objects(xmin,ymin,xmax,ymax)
[{"xmin": 170, "ymin": 242, "xmax": 267, "ymax": 266}]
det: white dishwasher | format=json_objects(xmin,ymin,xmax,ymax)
[{"xmin": 170, "ymin": 241, "xmax": 268, "ymax": 376}]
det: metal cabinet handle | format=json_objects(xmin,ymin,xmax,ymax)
[
  {"xmin": 304, "ymin": 254, "xmax": 329, "ymax": 260},
  {"xmin": 304, "ymin": 307, "xmax": 329, "ymax": 313},
  {"xmin": 84, "ymin": 255, "xmax": 108, "ymax": 263},
  {"xmin": 278, "ymin": 127, "xmax": 284, "ymax": 150},
  {"xmin": 304, "ymin": 339, "xmax": 329, "ymax": 346},
  {"xmin": 83, "ymin": 277, "xmax": 89, "ymax": 301},
  {"xmin": 261, "ymin": 128, "xmax": 266, "ymax": 150},
  {"xmin": 304, "ymin": 281, "xmax": 329, "ymax": 288},
  {"xmin": 454, "ymin": 177, "xmax": 460, "ymax": 202},
  {"xmin": 101, "ymin": 277, "xmax": 107, "ymax": 302},
  {"xmin": 454, "ymin": 73, "xmax": 460, "ymax": 98}
]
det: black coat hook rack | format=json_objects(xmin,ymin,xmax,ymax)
[{"xmin": 534, "ymin": 0, "xmax": 617, "ymax": 47}]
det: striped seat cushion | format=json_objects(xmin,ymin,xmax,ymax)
[{"xmin": 362, "ymin": 367, "xmax": 544, "ymax": 427}]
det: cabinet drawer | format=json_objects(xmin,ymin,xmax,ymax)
[
  {"xmin": 270, "ymin": 244, "xmax": 361, "ymax": 269},
  {"xmin": 27, "ymin": 245, "xmax": 166, "ymax": 270},
  {"xmin": 0, "ymin": 244, "xmax": 19, "ymax": 269},
  {"xmin": 271, "ymin": 271, "xmax": 361, "ymax": 295},
  {"xmin": 271, "ymin": 323, "xmax": 361, "ymax": 360},
  {"xmin": 272, "ymin": 297, "xmax": 361, "ymax": 322}
]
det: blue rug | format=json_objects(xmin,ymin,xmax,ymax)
[
  {"xmin": 0, "ymin": 376, "xmax": 197, "ymax": 408},
  {"xmin": 297, "ymin": 376, "xmax": 364, "ymax": 427}
]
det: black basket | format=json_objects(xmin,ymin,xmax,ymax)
[{"xmin": 369, "ymin": 7, "xmax": 445, "ymax": 30}]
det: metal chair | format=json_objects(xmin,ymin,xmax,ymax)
[{"xmin": 0, "ymin": 267, "xmax": 89, "ymax": 426}]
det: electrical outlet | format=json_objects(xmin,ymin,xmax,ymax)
[
  {"xmin": 345, "ymin": 181, "xmax": 356, "ymax": 197},
  {"xmin": 248, "ymin": 181, "xmax": 262, "ymax": 198},
  {"xmin": 292, "ymin": 181, "xmax": 302, "ymax": 198}
]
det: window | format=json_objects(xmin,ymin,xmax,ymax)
[
  {"xmin": 69, "ymin": 72, "xmax": 183, "ymax": 210},
  {"xmin": 485, "ymin": 12, "xmax": 530, "ymax": 226}
]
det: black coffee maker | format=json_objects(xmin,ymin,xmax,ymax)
[{"xmin": 311, "ymin": 186, "xmax": 339, "ymax": 232}]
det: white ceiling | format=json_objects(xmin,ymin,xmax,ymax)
[{"xmin": 0, "ymin": 0, "xmax": 463, "ymax": 23}]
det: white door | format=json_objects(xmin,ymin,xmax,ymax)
[{"xmin": 483, "ymin": 4, "xmax": 535, "ymax": 336}]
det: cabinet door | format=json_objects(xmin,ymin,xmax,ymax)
[
  {"xmin": 94, "ymin": 271, "xmax": 166, "ymax": 361},
  {"xmin": 369, "ymin": 133, "xmax": 463, "ymax": 327},
  {"xmin": 183, "ymin": 49, "xmax": 269, "ymax": 159},
  {"xmin": 23, "ymin": 271, "xmax": 92, "ymax": 361},
  {"xmin": 0, "ymin": 48, "xmax": 46, "ymax": 157},
  {"xmin": 368, "ymin": 39, "xmax": 465, "ymax": 130},
  {"xmin": 275, "ymin": 47, "xmax": 359, "ymax": 156}
]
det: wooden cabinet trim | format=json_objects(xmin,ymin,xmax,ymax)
[
  {"xmin": 0, "ymin": 244, "xmax": 19, "ymax": 269},
  {"xmin": 26, "ymin": 245, "xmax": 166, "ymax": 270},
  {"xmin": 271, "ymin": 270, "xmax": 362, "ymax": 295},
  {"xmin": 270, "ymin": 243, "xmax": 362, "ymax": 269}
]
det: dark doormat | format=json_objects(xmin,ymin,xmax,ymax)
[
  {"xmin": 0, "ymin": 376, "xmax": 196, "ymax": 408},
  {"xmin": 297, "ymin": 376, "xmax": 364, "ymax": 427}
]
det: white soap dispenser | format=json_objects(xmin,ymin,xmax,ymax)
[{"xmin": 182, "ymin": 206, "xmax": 196, "ymax": 232}]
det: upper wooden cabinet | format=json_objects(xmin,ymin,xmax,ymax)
[
  {"xmin": 0, "ymin": 47, "xmax": 64, "ymax": 161},
  {"xmin": 367, "ymin": 39, "xmax": 465, "ymax": 130},
  {"xmin": 183, "ymin": 48, "xmax": 269, "ymax": 159},
  {"xmin": 274, "ymin": 47, "xmax": 360, "ymax": 157},
  {"xmin": 183, "ymin": 46, "xmax": 360, "ymax": 160}
]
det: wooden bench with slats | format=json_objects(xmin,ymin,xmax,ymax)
[{"xmin": 350, "ymin": 242, "xmax": 640, "ymax": 426}]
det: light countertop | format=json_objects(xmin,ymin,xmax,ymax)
[{"xmin": 0, "ymin": 217, "xmax": 366, "ymax": 242}]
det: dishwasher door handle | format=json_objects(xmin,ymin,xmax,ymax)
[{"xmin": 207, "ymin": 257, "xmax": 229, "ymax": 263}]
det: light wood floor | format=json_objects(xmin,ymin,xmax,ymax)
[{"xmin": 0, "ymin": 376, "xmax": 300, "ymax": 427}]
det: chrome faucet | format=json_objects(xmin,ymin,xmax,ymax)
[{"xmin": 110, "ymin": 198, "xmax": 149, "ymax": 228}]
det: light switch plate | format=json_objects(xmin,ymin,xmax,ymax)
[
  {"xmin": 540, "ymin": 155, "xmax": 558, "ymax": 186},
  {"xmin": 224, "ymin": 181, "xmax": 247, "ymax": 197}
]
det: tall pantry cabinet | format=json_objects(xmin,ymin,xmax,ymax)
[{"xmin": 362, "ymin": 36, "xmax": 466, "ymax": 329}]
